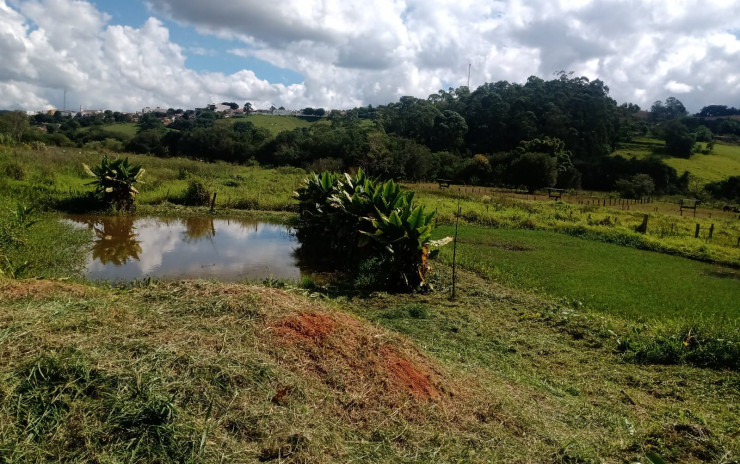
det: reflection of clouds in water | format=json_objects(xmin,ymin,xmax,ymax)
[{"xmin": 69, "ymin": 216, "xmax": 299, "ymax": 282}]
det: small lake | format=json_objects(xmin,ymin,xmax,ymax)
[{"xmin": 66, "ymin": 215, "xmax": 303, "ymax": 282}]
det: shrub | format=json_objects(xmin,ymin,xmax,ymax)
[
  {"xmin": 294, "ymin": 169, "xmax": 435, "ymax": 290},
  {"xmin": 181, "ymin": 178, "xmax": 212, "ymax": 206},
  {"xmin": 3, "ymin": 163, "xmax": 26, "ymax": 180},
  {"xmin": 82, "ymin": 155, "xmax": 145, "ymax": 212},
  {"xmin": 615, "ymin": 173, "xmax": 655, "ymax": 199}
]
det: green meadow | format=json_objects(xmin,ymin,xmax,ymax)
[
  {"xmin": 433, "ymin": 225, "xmax": 739, "ymax": 323},
  {"xmin": 1, "ymin": 142, "xmax": 739, "ymax": 463},
  {"xmin": 613, "ymin": 136, "xmax": 740, "ymax": 184}
]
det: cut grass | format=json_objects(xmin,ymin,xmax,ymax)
[{"xmin": 0, "ymin": 276, "xmax": 738, "ymax": 463}]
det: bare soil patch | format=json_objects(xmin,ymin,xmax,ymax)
[{"xmin": 268, "ymin": 311, "xmax": 443, "ymax": 402}]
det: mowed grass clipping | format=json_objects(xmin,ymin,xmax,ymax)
[
  {"xmin": 434, "ymin": 225, "xmax": 740, "ymax": 323},
  {"xmin": 1, "ymin": 275, "xmax": 739, "ymax": 463}
]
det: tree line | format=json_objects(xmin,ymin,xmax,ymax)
[{"xmin": 3, "ymin": 73, "xmax": 740, "ymax": 203}]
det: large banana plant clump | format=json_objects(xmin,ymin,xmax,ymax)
[
  {"xmin": 294, "ymin": 169, "xmax": 435, "ymax": 290},
  {"xmin": 83, "ymin": 155, "xmax": 145, "ymax": 212}
]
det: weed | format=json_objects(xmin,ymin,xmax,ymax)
[{"xmin": 180, "ymin": 178, "xmax": 211, "ymax": 206}]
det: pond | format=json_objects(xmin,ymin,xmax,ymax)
[{"xmin": 66, "ymin": 215, "xmax": 304, "ymax": 282}]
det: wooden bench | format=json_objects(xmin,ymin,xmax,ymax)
[
  {"xmin": 679, "ymin": 198, "xmax": 700, "ymax": 217},
  {"xmin": 547, "ymin": 188, "xmax": 564, "ymax": 200},
  {"xmin": 437, "ymin": 178, "xmax": 453, "ymax": 189}
]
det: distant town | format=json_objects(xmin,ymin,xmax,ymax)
[{"xmin": 19, "ymin": 102, "xmax": 330, "ymax": 124}]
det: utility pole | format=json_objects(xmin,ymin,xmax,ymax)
[{"xmin": 467, "ymin": 63, "xmax": 471, "ymax": 88}]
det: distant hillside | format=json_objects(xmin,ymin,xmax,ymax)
[
  {"xmin": 612, "ymin": 137, "xmax": 740, "ymax": 183},
  {"xmin": 217, "ymin": 114, "xmax": 328, "ymax": 136}
]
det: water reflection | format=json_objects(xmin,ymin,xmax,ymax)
[
  {"xmin": 66, "ymin": 215, "xmax": 301, "ymax": 282},
  {"xmin": 181, "ymin": 217, "xmax": 216, "ymax": 243}
]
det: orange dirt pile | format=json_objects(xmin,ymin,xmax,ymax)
[
  {"xmin": 381, "ymin": 345, "xmax": 440, "ymax": 399},
  {"xmin": 268, "ymin": 311, "xmax": 443, "ymax": 401},
  {"xmin": 271, "ymin": 312, "xmax": 338, "ymax": 343},
  {"xmin": 0, "ymin": 279, "xmax": 93, "ymax": 301}
]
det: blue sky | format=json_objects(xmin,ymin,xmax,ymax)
[
  {"xmin": 2, "ymin": 0, "xmax": 740, "ymax": 112},
  {"xmin": 94, "ymin": 0, "xmax": 304, "ymax": 84}
]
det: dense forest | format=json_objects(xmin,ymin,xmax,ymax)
[{"xmin": 4, "ymin": 72, "xmax": 740, "ymax": 202}]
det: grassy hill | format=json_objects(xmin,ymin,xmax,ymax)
[
  {"xmin": 218, "ymin": 114, "xmax": 328, "ymax": 136},
  {"xmin": 612, "ymin": 136, "xmax": 740, "ymax": 183}
]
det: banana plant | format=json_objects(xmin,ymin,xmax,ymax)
[
  {"xmin": 361, "ymin": 202, "xmax": 434, "ymax": 288},
  {"xmin": 294, "ymin": 169, "xmax": 436, "ymax": 289},
  {"xmin": 83, "ymin": 155, "xmax": 145, "ymax": 211}
]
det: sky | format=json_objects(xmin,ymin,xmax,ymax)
[{"xmin": 1, "ymin": 0, "xmax": 740, "ymax": 113}]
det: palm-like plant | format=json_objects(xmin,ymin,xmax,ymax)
[
  {"xmin": 83, "ymin": 156, "xmax": 145, "ymax": 211},
  {"xmin": 294, "ymin": 169, "xmax": 436, "ymax": 290}
]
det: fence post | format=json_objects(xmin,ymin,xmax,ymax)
[
  {"xmin": 210, "ymin": 192, "xmax": 217, "ymax": 212},
  {"xmin": 636, "ymin": 214, "xmax": 648, "ymax": 234},
  {"xmin": 695, "ymin": 223, "xmax": 700, "ymax": 238},
  {"xmin": 451, "ymin": 197, "xmax": 461, "ymax": 300},
  {"xmin": 708, "ymin": 224, "xmax": 714, "ymax": 239}
]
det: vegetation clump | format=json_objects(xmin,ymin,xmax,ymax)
[
  {"xmin": 83, "ymin": 155, "xmax": 145, "ymax": 212},
  {"xmin": 180, "ymin": 178, "xmax": 212, "ymax": 206},
  {"xmin": 294, "ymin": 169, "xmax": 435, "ymax": 290}
]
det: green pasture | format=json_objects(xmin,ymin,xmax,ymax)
[
  {"xmin": 666, "ymin": 142, "xmax": 740, "ymax": 183},
  {"xmin": 412, "ymin": 187, "xmax": 740, "ymax": 267},
  {"xmin": 218, "ymin": 114, "xmax": 327, "ymax": 136},
  {"xmin": 76, "ymin": 122, "xmax": 138, "ymax": 137},
  {"xmin": 612, "ymin": 137, "xmax": 740, "ymax": 183},
  {"xmin": 433, "ymin": 225, "xmax": 739, "ymax": 324}
]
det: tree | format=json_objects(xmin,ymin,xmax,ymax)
[
  {"xmin": 431, "ymin": 110, "xmax": 468, "ymax": 152},
  {"xmin": 650, "ymin": 97, "xmax": 687, "ymax": 122},
  {"xmin": 663, "ymin": 120, "xmax": 695, "ymax": 158},
  {"xmin": 243, "ymin": 102, "xmax": 253, "ymax": 114},
  {"xmin": 704, "ymin": 176, "xmax": 740, "ymax": 202},
  {"xmin": 615, "ymin": 173, "xmax": 655, "ymax": 199},
  {"xmin": 137, "ymin": 113, "xmax": 165, "ymax": 133},
  {"xmin": 507, "ymin": 152, "xmax": 557, "ymax": 193},
  {"xmin": 694, "ymin": 125, "xmax": 713, "ymax": 142},
  {"xmin": 0, "ymin": 111, "xmax": 30, "ymax": 142}
]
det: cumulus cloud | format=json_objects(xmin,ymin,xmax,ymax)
[{"xmin": 2, "ymin": 0, "xmax": 740, "ymax": 112}]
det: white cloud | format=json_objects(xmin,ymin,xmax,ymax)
[
  {"xmin": 665, "ymin": 80, "xmax": 693, "ymax": 93},
  {"xmin": 2, "ymin": 0, "xmax": 740, "ymax": 112}
]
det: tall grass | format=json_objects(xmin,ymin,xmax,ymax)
[{"xmin": 0, "ymin": 145, "xmax": 306, "ymax": 213}]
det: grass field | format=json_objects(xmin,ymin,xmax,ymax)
[
  {"xmin": 2, "ymin": 141, "xmax": 740, "ymax": 462},
  {"xmin": 76, "ymin": 122, "xmax": 138, "ymax": 137},
  {"xmin": 217, "ymin": 114, "xmax": 327, "ymax": 136},
  {"xmin": 411, "ymin": 184, "xmax": 740, "ymax": 267},
  {"xmin": 612, "ymin": 136, "xmax": 740, "ymax": 183},
  {"xmin": 0, "ymin": 146, "xmax": 307, "ymax": 212},
  {"xmin": 433, "ymin": 225, "xmax": 740, "ymax": 323},
  {"xmin": 0, "ymin": 270, "xmax": 738, "ymax": 463}
]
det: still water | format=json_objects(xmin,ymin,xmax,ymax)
[{"xmin": 66, "ymin": 215, "xmax": 302, "ymax": 282}]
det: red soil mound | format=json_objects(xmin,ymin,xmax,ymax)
[
  {"xmin": 269, "ymin": 312, "xmax": 442, "ymax": 401},
  {"xmin": 381, "ymin": 345, "xmax": 440, "ymax": 399},
  {"xmin": 271, "ymin": 312, "xmax": 338, "ymax": 343}
]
